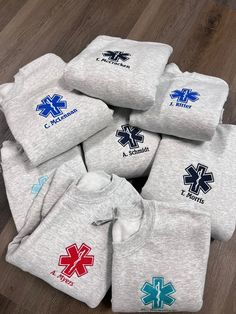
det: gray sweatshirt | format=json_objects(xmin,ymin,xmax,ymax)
[
  {"xmin": 1, "ymin": 141, "xmax": 86, "ymax": 231},
  {"xmin": 130, "ymin": 63, "xmax": 229, "ymax": 141},
  {"xmin": 142, "ymin": 124, "xmax": 236, "ymax": 241},
  {"xmin": 0, "ymin": 53, "xmax": 113, "ymax": 166},
  {"xmin": 64, "ymin": 35, "xmax": 173, "ymax": 110},
  {"xmin": 83, "ymin": 108, "xmax": 161, "ymax": 178},
  {"xmin": 112, "ymin": 200, "xmax": 211, "ymax": 312},
  {"xmin": 6, "ymin": 172, "xmax": 141, "ymax": 308}
]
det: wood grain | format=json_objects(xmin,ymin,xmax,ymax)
[{"xmin": 0, "ymin": 0, "xmax": 235, "ymax": 313}]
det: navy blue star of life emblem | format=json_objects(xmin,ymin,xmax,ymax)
[
  {"xmin": 170, "ymin": 88, "xmax": 200, "ymax": 104},
  {"xmin": 183, "ymin": 163, "xmax": 214, "ymax": 195},
  {"xmin": 102, "ymin": 51, "xmax": 130, "ymax": 62},
  {"xmin": 116, "ymin": 124, "xmax": 144, "ymax": 149},
  {"xmin": 36, "ymin": 94, "xmax": 67, "ymax": 118}
]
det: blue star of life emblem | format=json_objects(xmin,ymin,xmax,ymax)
[
  {"xmin": 141, "ymin": 277, "xmax": 176, "ymax": 310},
  {"xmin": 183, "ymin": 163, "xmax": 214, "ymax": 195},
  {"xmin": 170, "ymin": 88, "xmax": 200, "ymax": 104},
  {"xmin": 102, "ymin": 51, "xmax": 131, "ymax": 62},
  {"xmin": 116, "ymin": 124, "xmax": 144, "ymax": 149},
  {"xmin": 36, "ymin": 94, "xmax": 67, "ymax": 118},
  {"xmin": 31, "ymin": 175, "xmax": 48, "ymax": 194}
]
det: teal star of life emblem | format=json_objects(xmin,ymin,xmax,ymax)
[{"xmin": 141, "ymin": 277, "xmax": 176, "ymax": 310}]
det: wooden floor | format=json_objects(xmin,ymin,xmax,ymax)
[{"xmin": 0, "ymin": 0, "xmax": 236, "ymax": 313}]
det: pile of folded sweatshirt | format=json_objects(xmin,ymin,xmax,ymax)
[{"xmin": 0, "ymin": 35, "xmax": 235, "ymax": 313}]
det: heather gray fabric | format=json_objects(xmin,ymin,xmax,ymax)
[
  {"xmin": 130, "ymin": 63, "xmax": 229, "ymax": 141},
  {"xmin": 112, "ymin": 200, "xmax": 211, "ymax": 312},
  {"xmin": 0, "ymin": 53, "xmax": 113, "ymax": 166},
  {"xmin": 6, "ymin": 172, "xmax": 141, "ymax": 308},
  {"xmin": 142, "ymin": 124, "xmax": 236, "ymax": 241},
  {"xmin": 83, "ymin": 108, "xmax": 161, "ymax": 178},
  {"xmin": 1, "ymin": 141, "xmax": 86, "ymax": 231},
  {"xmin": 64, "ymin": 35, "xmax": 173, "ymax": 110}
]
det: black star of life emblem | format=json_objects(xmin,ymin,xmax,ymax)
[
  {"xmin": 183, "ymin": 163, "xmax": 214, "ymax": 195},
  {"xmin": 102, "ymin": 51, "xmax": 131, "ymax": 62},
  {"xmin": 116, "ymin": 124, "xmax": 144, "ymax": 149}
]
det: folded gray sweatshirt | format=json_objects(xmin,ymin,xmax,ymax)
[
  {"xmin": 112, "ymin": 200, "xmax": 211, "ymax": 312},
  {"xmin": 142, "ymin": 124, "xmax": 236, "ymax": 241},
  {"xmin": 83, "ymin": 108, "xmax": 161, "ymax": 178},
  {"xmin": 1, "ymin": 141, "xmax": 86, "ymax": 231},
  {"xmin": 64, "ymin": 35, "xmax": 173, "ymax": 110},
  {"xmin": 130, "ymin": 63, "xmax": 229, "ymax": 141},
  {"xmin": 6, "ymin": 172, "xmax": 141, "ymax": 308},
  {"xmin": 0, "ymin": 54, "xmax": 113, "ymax": 166}
]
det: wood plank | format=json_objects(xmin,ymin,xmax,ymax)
[
  {"xmin": 0, "ymin": 0, "xmax": 27, "ymax": 32},
  {"xmin": 0, "ymin": 293, "xmax": 31, "ymax": 314}
]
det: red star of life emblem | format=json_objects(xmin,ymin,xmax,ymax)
[{"xmin": 58, "ymin": 243, "xmax": 94, "ymax": 278}]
